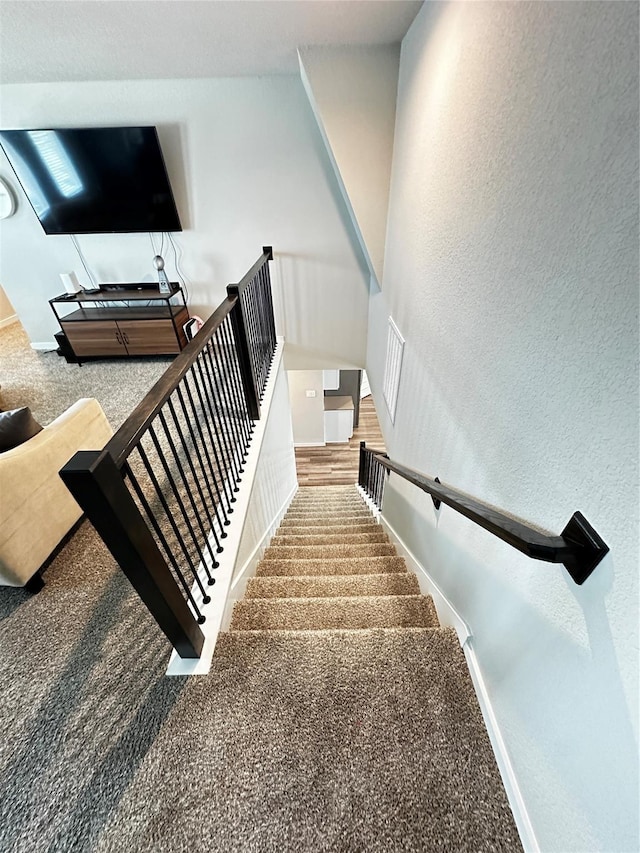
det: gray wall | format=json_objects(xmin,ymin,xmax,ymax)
[
  {"xmin": 367, "ymin": 2, "xmax": 639, "ymax": 851},
  {"xmin": 0, "ymin": 76, "xmax": 370, "ymax": 365}
]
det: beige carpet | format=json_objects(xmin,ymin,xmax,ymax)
[
  {"xmin": 0, "ymin": 329, "xmax": 522, "ymax": 850},
  {"xmin": 0, "ymin": 321, "xmax": 170, "ymax": 428}
]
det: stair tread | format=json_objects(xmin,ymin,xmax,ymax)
[
  {"xmin": 197, "ymin": 628, "xmax": 522, "ymax": 851},
  {"xmin": 230, "ymin": 594, "xmax": 440, "ymax": 632}
]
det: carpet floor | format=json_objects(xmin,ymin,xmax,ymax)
[
  {"xmin": 0, "ymin": 326, "xmax": 521, "ymax": 851},
  {"xmin": 0, "ymin": 321, "xmax": 170, "ymax": 428}
]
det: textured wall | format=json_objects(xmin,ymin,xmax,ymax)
[
  {"xmin": 0, "ymin": 76, "xmax": 369, "ymax": 362},
  {"xmin": 368, "ymin": 2, "xmax": 639, "ymax": 851}
]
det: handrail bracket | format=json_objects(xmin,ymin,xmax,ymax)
[{"xmin": 561, "ymin": 511, "xmax": 610, "ymax": 585}]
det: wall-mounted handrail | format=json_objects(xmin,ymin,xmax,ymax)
[{"xmin": 359, "ymin": 444, "xmax": 609, "ymax": 585}]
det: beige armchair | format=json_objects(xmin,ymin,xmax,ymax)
[{"xmin": 0, "ymin": 398, "xmax": 113, "ymax": 588}]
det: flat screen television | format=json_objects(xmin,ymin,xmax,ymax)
[{"xmin": 0, "ymin": 126, "xmax": 182, "ymax": 234}]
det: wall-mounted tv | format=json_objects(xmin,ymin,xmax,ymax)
[{"xmin": 0, "ymin": 126, "xmax": 182, "ymax": 235}]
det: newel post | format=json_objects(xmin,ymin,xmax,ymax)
[
  {"xmin": 227, "ymin": 284, "xmax": 260, "ymax": 421},
  {"xmin": 358, "ymin": 441, "xmax": 367, "ymax": 490},
  {"xmin": 60, "ymin": 449, "xmax": 205, "ymax": 659}
]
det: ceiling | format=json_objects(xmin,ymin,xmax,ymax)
[{"xmin": 0, "ymin": 0, "xmax": 423, "ymax": 85}]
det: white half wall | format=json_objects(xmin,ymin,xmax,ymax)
[
  {"xmin": 0, "ymin": 76, "xmax": 369, "ymax": 367},
  {"xmin": 298, "ymin": 45, "xmax": 400, "ymax": 287},
  {"xmin": 232, "ymin": 354, "xmax": 298, "ymax": 584},
  {"xmin": 167, "ymin": 339, "xmax": 297, "ymax": 675},
  {"xmin": 368, "ymin": 3, "xmax": 639, "ymax": 852}
]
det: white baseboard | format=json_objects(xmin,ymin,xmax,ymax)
[
  {"xmin": 378, "ymin": 514, "xmax": 539, "ymax": 853},
  {"xmin": 31, "ymin": 341, "xmax": 58, "ymax": 351},
  {"xmin": 294, "ymin": 441, "xmax": 326, "ymax": 447},
  {"xmin": 0, "ymin": 314, "xmax": 18, "ymax": 330},
  {"xmin": 463, "ymin": 641, "xmax": 539, "ymax": 853}
]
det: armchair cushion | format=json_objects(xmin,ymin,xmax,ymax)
[
  {"xmin": 0, "ymin": 407, "xmax": 43, "ymax": 451},
  {"xmin": 0, "ymin": 398, "xmax": 113, "ymax": 586}
]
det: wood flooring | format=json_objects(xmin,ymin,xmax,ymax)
[{"xmin": 294, "ymin": 396, "xmax": 386, "ymax": 487}]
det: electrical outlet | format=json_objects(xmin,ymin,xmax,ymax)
[{"xmin": 306, "ymin": 390, "xmax": 317, "ymax": 398}]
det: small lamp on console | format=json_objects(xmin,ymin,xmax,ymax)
[{"xmin": 153, "ymin": 255, "xmax": 171, "ymax": 294}]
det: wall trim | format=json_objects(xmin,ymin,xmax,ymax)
[
  {"xmin": 30, "ymin": 341, "xmax": 58, "ymax": 351},
  {"xmin": 0, "ymin": 314, "xmax": 18, "ymax": 330},
  {"xmin": 378, "ymin": 512, "xmax": 539, "ymax": 853},
  {"xmin": 463, "ymin": 641, "xmax": 540, "ymax": 853},
  {"xmin": 294, "ymin": 441, "xmax": 326, "ymax": 447}
]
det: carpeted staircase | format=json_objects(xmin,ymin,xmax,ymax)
[{"xmin": 216, "ymin": 484, "xmax": 522, "ymax": 851}]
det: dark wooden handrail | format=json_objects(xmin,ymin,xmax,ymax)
[
  {"xmin": 233, "ymin": 246, "xmax": 273, "ymax": 296},
  {"xmin": 360, "ymin": 446, "xmax": 609, "ymax": 585}
]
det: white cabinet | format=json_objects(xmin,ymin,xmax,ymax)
[
  {"xmin": 322, "ymin": 370, "xmax": 340, "ymax": 390},
  {"xmin": 324, "ymin": 395, "xmax": 354, "ymax": 443}
]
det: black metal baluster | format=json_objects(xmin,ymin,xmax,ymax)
[
  {"xmin": 259, "ymin": 266, "xmax": 273, "ymax": 371},
  {"xmin": 225, "ymin": 316, "xmax": 255, "ymax": 435},
  {"xmin": 227, "ymin": 289, "xmax": 260, "ymax": 420},
  {"xmin": 166, "ymin": 396, "xmax": 225, "ymax": 552},
  {"xmin": 157, "ymin": 410, "xmax": 219, "ymax": 577},
  {"xmin": 196, "ymin": 341, "xmax": 236, "ymax": 485},
  {"xmin": 244, "ymin": 288, "xmax": 260, "ymax": 393},
  {"xmin": 358, "ymin": 442, "xmax": 366, "ymax": 490},
  {"xmin": 124, "ymin": 460, "xmax": 206, "ymax": 620},
  {"xmin": 257, "ymin": 277, "xmax": 269, "ymax": 393},
  {"xmin": 137, "ymin": 442, "xmax": 210, "ymax": 609},
  {"xmin": 220, "ymin": 314, "xmax": 251, "ymax": 448},
  {"xmin": 148, "ymin": 424, "xmax": 213, "ymax": 591},
  {"xmin": 253, "ymin": 282, "xmax": 269, "ymax": 398},
  {"xmin": 211, "ymin": 325, "xmax": 245, "ymax": 475},
  {"xmin": 175, "ymin": 383, "xmax": 232, "ymax": 525},
  {"xmin": 201, "ymin": 341, "xmax": 241, "ymax": 492},
  {"xmin": 184, "ymin": 361, "xmax": 238, "ymax": 503}
]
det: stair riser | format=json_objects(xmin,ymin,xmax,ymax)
[
  {"xmin": 270, "ymin": 532, "xmax": 388, "ymax": 546},
  {"xmin": 246, "ymin": 573, "xmax": 420, "ymax": 599},
  {"xmin": 230, "ymin": 594, "xmax": 440, "ymax": 632},
  {"xmin": 264, "ymin": 544, "xmax": 396, "ymax": 560},
  {"xmin": 277, "ymin": 523, "xmax": 379, "ymax": 536},
  {"xmin": 289, "ymin": 496, "xmax": 365, "ymax": 507},
  {"xmin": 256, "ymin": 556, "xmax": 408, "ymax": 577},
  {"xmin": 283, "ymin": 512, "xmax": 373, "ymax": 522}
]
